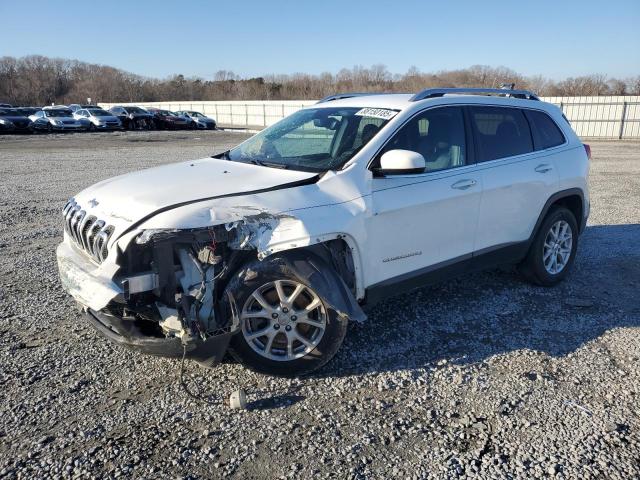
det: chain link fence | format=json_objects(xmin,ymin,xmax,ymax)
[{"xmin": 100, "ymin": 96, "xmax": 640, "ymax": 139}]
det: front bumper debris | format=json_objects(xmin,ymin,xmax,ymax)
[
  {"xmin": 85, "ymin": 308, "xmax": 232, "ymax": 362},
  {"xmin": 56, "ymin": 241, "xmax": 122, "ymax": 311}
]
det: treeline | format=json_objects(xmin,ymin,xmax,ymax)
[{"xmin": 1, "ymin": 55, "xmax": 639, "ymax": 106}]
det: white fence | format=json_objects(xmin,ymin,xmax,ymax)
[{"xmin": 99, "ymin": 96, "xmax": 640, "ymax": 139}]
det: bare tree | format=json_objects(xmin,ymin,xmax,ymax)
[{"xmin": 0, "ymin": 55, "xmax": 636, "ymax": 105}]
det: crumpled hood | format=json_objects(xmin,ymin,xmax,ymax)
[{"xmin": 72, "ymin": 157, "xmax": 318, "ymax": 241}]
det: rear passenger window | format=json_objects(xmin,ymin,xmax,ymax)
[
  {"xmin": 524, "ymin": 110, "xmax": 565, "ymax": 150},
  {"xmin": 470, "ymin": 106, "xmax": 533, "ymax": 161}
]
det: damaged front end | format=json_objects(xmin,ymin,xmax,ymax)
[
  {"xmin": 58, "ymin": 223, "xmax": 252, "ymax": 364},
  {"xmin": 57, "ymin": 201, "xmax": 366, "ymax": 367}
]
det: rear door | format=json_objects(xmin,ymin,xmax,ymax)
[
  {"xmin": 367, "ymin": 106, "xmax": 482, "ymax": 286},
  {"xmin": 470, "ymin": 106, "xmax": 560, "ymax": 254}
]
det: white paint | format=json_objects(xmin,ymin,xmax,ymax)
[{"xmin": 59, "ymin": 93, "xmax": 589, "ymax": 308}]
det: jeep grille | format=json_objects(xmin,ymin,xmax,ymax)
[{"xmin": 62, "ymin": 199, "xmax": 114, "ymax": 263}]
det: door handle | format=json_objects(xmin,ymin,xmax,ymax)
[
  {"xmin": 451, "ymin": 179, "xmax": 477, "ymax": 190},
  {"xmin": 535, "ymin": 163, "xmax": 553, "ymax": 173}
]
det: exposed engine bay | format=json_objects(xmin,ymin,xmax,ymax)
[{"xmin": 115, "ymin": 226, "xmax": 248, "ymax": 347}]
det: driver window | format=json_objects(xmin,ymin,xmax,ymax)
[{"xmin": 381, "ymin": 107, "xmax": 467, "ymax": 173}]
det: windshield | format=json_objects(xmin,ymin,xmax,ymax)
[
  {"xmin": 45, "ymin": 110, "xmax": 73, "ymax": 117},
  {"xmin": 189, "ymin": 111, "xmax": 205, "ymax": 118},
  {"xmin": 126, "ymin": 107, "xmax": 145, "ymax": 113},
  {"xmin": 227, "ymin": 107, "xmax": 395, "ymax": 172},
  {"xmin": 89, "ymin": 109, "xmax": 111, "ymax": 117}
]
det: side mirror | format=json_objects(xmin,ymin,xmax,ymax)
[{"xmin": 378, "ymin": 149, "xmax": 425, "ymax": 175}]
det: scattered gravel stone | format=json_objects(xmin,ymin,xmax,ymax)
[{"xmin": 0, "ymin": 134, "xmax": 638, "ymax": 478}]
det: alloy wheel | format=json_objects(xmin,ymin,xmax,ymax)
[
  {"xmin": 240, "ymin": 280, "xmax": 327, "ymax": 361},
  {"xmin": 543, "ymin": 220, "xmax": 573, "ymax": 274}
]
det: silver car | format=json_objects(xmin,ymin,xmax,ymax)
[
  {"xmin": 29, "ymin": 108, "xmax": 86, "ymax": 132},
  {"xmin": 175, "ymin": 110, "xmax": 217, "ymax": 129},
  {"xmin": 73, "ymin": 108, "xmax": 123, "ymax": 131}
]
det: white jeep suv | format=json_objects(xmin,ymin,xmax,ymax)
[{"xmin": 57, "ymin": 88, "xmax": 590, "ymax": 376}]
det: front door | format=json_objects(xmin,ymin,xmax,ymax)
[{"xmin": 366, "ymin": 106, "xmax": 482, "ymax": 287}]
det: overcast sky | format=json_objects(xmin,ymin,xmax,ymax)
[{"xmin": 2, "ymin": 0, "xmax": 639, "ymax": 80}]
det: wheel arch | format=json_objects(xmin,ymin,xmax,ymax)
[
  {"xmin": 223, "ymin": 245, "xmax": 367, "ymax": 326},
  {"xmin": 261, "ymin": 233, "xmax": 365, "ymax": 302},
  {"xmin": 530, "ymin": 188, "xmax": 586, "ymax": 244}
]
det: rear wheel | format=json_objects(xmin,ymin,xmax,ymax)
[
  {"xmin": 228, "ymin": 257, "xmax": 348, "ymax": 376},
  {"xmin": 520, "ymin": 207, "xmax": 578, "ymax": 286}
]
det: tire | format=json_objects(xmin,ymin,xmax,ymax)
[
  {"xmin": 520, "ymin": 206, "xmax": 578, "ymax": 286},
  {"xmin": 227, "ymin": 255, "xmax": 348, "ymax": 377}
]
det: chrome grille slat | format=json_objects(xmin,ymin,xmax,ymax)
[
  {"xmin": 79, "ymin": 215, "xmax": 97, "ymax": 251},
  {"xmin": 87, "ymin": 220, "xmax": 105, "ymax": 258},
  {"xmin": 61, "ymin": 199, "xmax": 114, "ymax": 264},
  {"xmin": 70, "ymin": 210, "xmax": 86, "ymax": 245}
]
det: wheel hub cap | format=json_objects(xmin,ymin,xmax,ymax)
[
  {"xmin": 543, "ymin": 220, "xmax": 573, "ymax": 275},
  {"xmin": 240, "ymin": 280, "xmax": 327, "ymax": 362}
]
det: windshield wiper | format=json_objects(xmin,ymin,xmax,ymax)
[
  {"xmin": 247, "ymin": 159, "xmax": 288, "ymax": 169},
  {"xmin": 212, "ymin": 149, "xmax": 231, "ymax": 159}
]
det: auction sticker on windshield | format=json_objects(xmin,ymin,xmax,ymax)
[{"xmin": 355, "ymin": 108, "xmax": 398, "ymax": 120}]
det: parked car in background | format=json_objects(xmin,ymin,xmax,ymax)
[
  {"xmin": 108, "ymin": 106, "xmax": 154, "ymax": 130},
  {"xmin": 175, "ymin": 110, "xmax": 217, "ymax": 129},
  {"xmin": 29, "ymin": 107, "xmax": 86, "ymax": 132},
  {"xmin": 15, "ymin": 107, "xmax": 40, "ymax": 117},
  {"xmin": 146, "ymin": 108, "xmax": 191, "ymax": 130},
  {"xmin": 0, "ymin": 103, "xmax": 13, "ymax": 108},
  {"xmin": 73, "ymin": 108, "xmax": 123, "ymax": 131},
  {"xmin": 0, "ymin": 108, "xmax": 33, "ymax": 133},
  {"xmin": 69, "ymin": 104, "xmax": 101, "ymax": 113}
]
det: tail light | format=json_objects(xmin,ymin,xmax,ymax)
[{"xmin": 583, "ymin": 143, "xmax": 592, "ymax": 160}]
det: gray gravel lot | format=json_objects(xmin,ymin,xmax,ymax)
[{"xmin": 0, "ymin": 131, "xmax": 639, "ymax": 479}]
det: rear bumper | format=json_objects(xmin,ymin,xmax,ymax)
[
  {"xmin": 581, "ymin": 199, "xmax": 590, "ymax": 234},
  {"xmin": 85, "ymin": 308, "xmax": 232, "ymax": 362}
]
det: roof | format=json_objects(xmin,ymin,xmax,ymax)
[
  {"xmin": 312, "ymin": 89, "xmax": 554, "ymax": 114},
  {"xmin": 314, "ymin": 94, "xmax": 414, "ymax": 110}
]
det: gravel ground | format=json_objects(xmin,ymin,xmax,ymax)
[{"xmin": 0, "ymin": 132, "xmax": 639, "ymax": 479}]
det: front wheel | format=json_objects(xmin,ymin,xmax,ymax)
[
  {"xmin": 227, "ymin": 256, "xmax": 348, "ymax": 376},
  {"xmin": 520, "ymin": 206, "xmax": 579, "ymax": 286}
]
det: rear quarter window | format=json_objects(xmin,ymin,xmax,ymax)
[
  {"xmin": 524, "ymin": 110, "xmax": 566, "ymax": 150},
  {"xmin": 469, "ymin": 106, "xmax": 533, "ymax": 162}
]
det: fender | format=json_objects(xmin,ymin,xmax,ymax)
[
  {"xmin": 527, "ymin": 187, "xmax": 586, "ymax": 243},
  {"xmin": 261, "ymin": 232, "xmax": 365, "ymax": 302}
]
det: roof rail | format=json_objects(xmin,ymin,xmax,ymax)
[
  {"xmin": 410, "ymin": 88, "xmax": 539, "ymax": 102},
  {"xmin": 316, "ymin": 92, "xmax": 400, "ymax": 104}
]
